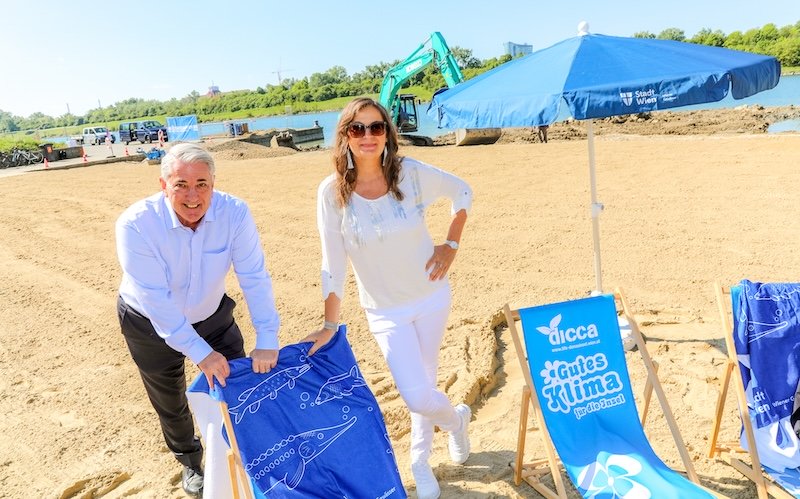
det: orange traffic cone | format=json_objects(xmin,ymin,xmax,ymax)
[
  {"xmin": 125, "ymin": 146, "xmax": 129, "ymax": 156},
  {"xmin": 82, "ymin": 148, "xmax": 87, "ymax": 163}
]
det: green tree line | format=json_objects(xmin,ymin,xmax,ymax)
[
  {"xmin": 1, "ymin": 21, "xmax": 798, "ymax": 136},
  {"xmin": 633, "ymin": 22, "xmax": 800, "ymax": 65}
]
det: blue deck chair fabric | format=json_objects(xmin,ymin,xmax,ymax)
[
  {"xmin": 731, "ymin": 280, "xmax": 800, "ymax": 492},
  {"xmin": 519, "ymin": 294, "xmax": 714, "ymax": 498},
  {"xmin": 187, "ymin": 326, "xmax": 406, "ymax": 498},
  {"xmin": 760, "ymin": 466, "xmax": 800, "ymax": 496}
]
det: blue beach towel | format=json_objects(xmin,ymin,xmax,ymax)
[
  {"xmin": 519, "ymin": 294, "xmax": 713, "ymax": 498},
  {"xmin": 733, "ymin": 280, "xmax": 800, "ymax": 475},
  {"xmin": 187, "ymin": 326, "xmax": 406, "ymax": 498}
]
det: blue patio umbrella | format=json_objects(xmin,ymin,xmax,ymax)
[{"xmin": 428, "ymin": 23, "xmax": 781, "ymax": 292}]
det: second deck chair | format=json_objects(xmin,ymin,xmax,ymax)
[
  {"xmin": 708, "ymin": 281, "xmax": 800, "ymax": 499},
  {"xmin": 503, "ymin": 289, "xmax": 720, "ymax": 498},
  {"xmin": 187, "ymin": 325, "xmax": 407, "ymax": 498}
]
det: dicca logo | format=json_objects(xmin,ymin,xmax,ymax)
[{"xmin": 537, "ymin": 314, "xmax": 598, "ymax": 346}]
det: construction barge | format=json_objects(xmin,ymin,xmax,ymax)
[{"xmin": 224, "ymin": 123, "xmax": 324, "ymax": 149}]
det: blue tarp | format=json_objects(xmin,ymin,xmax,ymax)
[
  {"xmin": 519, "ymin": 295, "xmax": 714, "ymax": 498},
  {"xmin": 188, "ymin": 326, "xmax": 406, "ymax": 498},
  {"xmin": 167, "ymin": 115, "xmax": 201, "ymax": 142}
]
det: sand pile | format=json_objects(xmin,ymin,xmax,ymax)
[
  {"xmin": 207, "ymin": 138, "xmax": 298, "ymax": 161},
  {"xmin": 433, "ymin": 105, "xmax": 800, "ymax": 145}
]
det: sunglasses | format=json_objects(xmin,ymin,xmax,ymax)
[{"xmin": 347, "ymin": 121, "xmax": 387, "ymax": 138}]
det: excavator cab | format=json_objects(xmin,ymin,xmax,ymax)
[{"xmin": 395, "ymin": 94, "xmax": 419, "ymax": 133}]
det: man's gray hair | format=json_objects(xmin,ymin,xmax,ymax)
[{"xmin": 160, "ymin": 143, "xmax": 216, "ymax": 178}]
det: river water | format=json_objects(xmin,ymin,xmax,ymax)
[{"xmin": 46, "ymin": 75, "xmax": 800, "ymax": 146}]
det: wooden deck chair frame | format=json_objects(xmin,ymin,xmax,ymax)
[
  {"xmin": 503, "ymin": 288, "xmax": 703, "ymax": 498},
  {"xmin": 219, "ymin": 400, "xmax": 256, "ymax": 499},
  {"xmin": 707, "ymin": 282, "xmax": 793, "ymax": 499}
]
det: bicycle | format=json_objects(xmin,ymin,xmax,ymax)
[
  {"xmin": 0, "ymin": 152, "xmax": 12, "ymax": 169},
  {"xmin": 6, "ymin": 148, "xmax": 44, "ymax": 167}
]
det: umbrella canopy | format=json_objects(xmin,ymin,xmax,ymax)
[
  {"xmin": 430, "ymin": 26, "xmax": 780, "ymax": 129},
  {"xmin": 428, "ymin": 24, "xmax": 781, "ymax": 292}
]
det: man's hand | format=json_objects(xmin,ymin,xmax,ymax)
[
  {"xmin": 250, "ymin": 348, "xmax": 279, "ymax": 374},
  {"xmin": 198, "ymin": 351, "xmax": 230, "ymax": 387},
  {"xmin": 302, "ymin": 328, "xmax": 337, "ymax": 356}
]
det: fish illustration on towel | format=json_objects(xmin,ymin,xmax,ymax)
[
  {"xmin": 228, "ymin": 363, "xmax": 311, "ymax": 423},
  {"xmin": 246, "ymin": 417, "xmax": 358, "ymax": 493},
  {"xmin": 314, "ymin": 365, "xmax": 367, "ymax": 405},
  {"xmin": 751, "ymin": 285, "xmax": 800, "ymax": 302},
  {"xmin": 745, "ymin": 319, "xmax": 789, "ymax": 343}
]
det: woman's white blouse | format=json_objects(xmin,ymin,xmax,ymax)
[{"xmin": 317, "ymin": 157, "xmax": 472, "ymax": 310}]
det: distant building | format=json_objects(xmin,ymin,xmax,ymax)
[
  {"xmin": 207, "ymin": 85, "xmax": 221, "ymax": 97},
  {"xmin": 504, "ymin": 42, "xmax": 533, "ymax": 58}
]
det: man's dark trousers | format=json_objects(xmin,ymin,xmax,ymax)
[{"xmin": 117, "ymin": 294, "xmax": 245, "ymax": 468}]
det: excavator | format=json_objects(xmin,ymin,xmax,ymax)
[{"xmin": 378, "ymin": 32, "xmax": 500, "ymax": 146}]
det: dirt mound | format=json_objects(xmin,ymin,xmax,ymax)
[
  {"xmin": 207, "ymin": 138, "xmax": 298, "ymax": 161},
  {"xmin": 431, "ymin": 105, "xmax": 800, "ymax": 145}
]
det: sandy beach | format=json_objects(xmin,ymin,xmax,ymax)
[{"xmin": 1, "ymin": 108, "xmax": 800, "ymax": 498}]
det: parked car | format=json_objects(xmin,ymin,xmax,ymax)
[
  {"xmin": 118, "ymin": 120, "xmax": 168, "ymax": 145},
  {"xmin": 80, "ymin": 126, "xmax": 115, "ymax": 145}
]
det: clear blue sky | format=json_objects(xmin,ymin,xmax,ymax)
[{"xmin": 2, "ymin": 0, "xmax": 798, "ymax": 118}]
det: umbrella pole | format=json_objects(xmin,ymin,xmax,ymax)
[{"xmin": 587, "ymin": 120, "xmax": 604, "ymax": 293}]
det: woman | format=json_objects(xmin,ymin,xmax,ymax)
[{"xmin": 303, "ymin": 97, "xmax": 472, "ymax": 498}]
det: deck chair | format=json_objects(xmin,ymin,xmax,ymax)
[
  {"xmin": 187, "ymin": 377, "xmax": 257, "ymax": 498},
  {"xmin": 187, "ymin": 325, "xmax": 406, "ymax": 498},
  {"xmin": 708, "ymin": 280, "xmax": 800, "ymax": 499},
  {"xmin": 503, "ymin": 289, "xmax": 721, "ymax": 498}
]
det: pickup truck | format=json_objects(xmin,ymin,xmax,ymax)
[{"xmin": 70, "ymin": 126, "xmax": 115, "ymax": 145}]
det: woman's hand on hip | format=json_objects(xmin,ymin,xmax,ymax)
[
  {"xmin": 426, "ymin": 244, "xmax": 457, "ymax": 281},
  {"xmin": 302, "ymin": 328, "xmax": 337, "ymax": 356}
]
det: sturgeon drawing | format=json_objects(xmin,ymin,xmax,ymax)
[
  {"xmin": 228, "ymin": 363, "xmax": 311, "ymax": 423},
  {"xmin": 246, "ymin": 417, "xmax": 358, "ymax": 493},
  {"xmin": 744, "ymin": 319, "xmax": 789, "ymax": 343},
  {"xmin": 314, "ymin": 365, "xmax": 367, "ymax": 405}
]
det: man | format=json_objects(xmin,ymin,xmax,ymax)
[
  {"xmin": 398, "ymin": 107, "xmax": 410, "ymax": 129},
  {"xmin": 115, "ymin": 143, "xmax": 280, "ymax": 497},
  {"xmin": 537, "ymin": 124, "xmax": 549, "ymax": 143}
]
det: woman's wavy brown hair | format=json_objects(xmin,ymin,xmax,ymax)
[{"xmin": 332, "ymin": 97, "xmax": 403, "ymax": 207}]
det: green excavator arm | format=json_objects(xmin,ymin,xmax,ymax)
[
  {"xmin": 378, "ymin": 32, "xmax": 464, "ymax": 126},
  {"xmin": 377, "ymin": 32, "xmax": 500, "ymax": 146}
]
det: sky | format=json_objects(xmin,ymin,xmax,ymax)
[{"xmin": 2, "ymin": 1, "xmax": 798, "ymax": 118}]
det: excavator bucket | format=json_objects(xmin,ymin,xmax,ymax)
[{"xmin": 454, "ymin": 127, "xmax": 502, "ymax": 146}]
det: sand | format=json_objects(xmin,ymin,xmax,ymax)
[{"xmin": 1, "ymin": 108, "xmax": 799, "ymax": 498}]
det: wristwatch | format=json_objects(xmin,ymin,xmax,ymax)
[{"xmin": 444, "ymin": 240, "xmax": 459, "ymax": 250}]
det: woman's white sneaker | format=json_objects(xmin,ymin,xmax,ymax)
[
  {"xmin": 411, "ymin": 461, "xmax": 440, "ymax": 499},
  {"xmin": 448, "ymin": 403, "xmax": 471, "ymax": 464}
]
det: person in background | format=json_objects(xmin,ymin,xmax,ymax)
[
  {"xmin": 303, "ymin": 97, "xmax": 472, "ymax": 499},
  {"xmin": 398, "ymin": 106, "xmax": 410, "ymax": 129},
  {"xmin": 115, "ymin": 143, "xmax": 280, "ymax": 497},
  {"xmin": 537, "ymin": 124, "xmax": 549, "ymax": 143}
]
